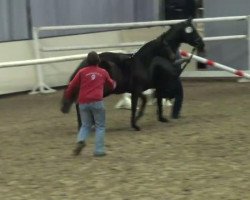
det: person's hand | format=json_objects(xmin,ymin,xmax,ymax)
[{"xmin": 113, "ymin": 81, "xmax": 117, "ymax": 90}]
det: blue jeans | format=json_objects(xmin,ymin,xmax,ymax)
[{"xmin": 77, "ymin": 101, "xmax": 106, "ymax": 154}]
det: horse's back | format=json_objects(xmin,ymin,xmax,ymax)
[
  {"xmin": 97, "ymin": 52, "xmax": 134, "ymax": 95},
  {"xmin": 99, "ymin": 52, "xmax": 131, "ymax": 65}
]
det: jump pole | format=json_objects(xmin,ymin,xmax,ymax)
[{"xmin": 180, "ymin": 50, "xmax": 250, "ymax": 79}]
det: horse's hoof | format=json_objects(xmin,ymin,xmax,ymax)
[
  {"xmin": 132, "ymin": 125, "xmax": 141, "ymax": 131},
  {"xmin": 172, "ymin": 115, "xmax": 179, "ymax": 119},
  {"xmin": 158, "ymin": 117, "xmax": 169, "ymax": 122}
]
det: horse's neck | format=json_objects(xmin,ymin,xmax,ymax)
[
  {"xmin": 164, "ymin": 32, "xmax": 181, "ymax": 53},
  {"xmin": 169, "ymin": 43, "xmax": 180, "ymax": 53},
  {"xmin": 165, "ymin": 26, "xmax": 188, "ymax": 50},
  {"xmin": 132, "ymin": 33, "xmax": 182, "ymax": 63},
  {"xmin": 134, "ymin": 40, "xmax": 158, "ymax": 57}
]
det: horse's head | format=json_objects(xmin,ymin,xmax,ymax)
[
  {"xmin": 162, "ymin": 18, "xmax": 205, "ymax": 52},
  {"xmin": 180, "ymin": 18, "xmax": 205, "ymax": 52}
]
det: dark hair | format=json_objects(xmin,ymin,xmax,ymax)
[{"xmin": 86, "ymin": 51, "xmax": 100, "ymax": 65}]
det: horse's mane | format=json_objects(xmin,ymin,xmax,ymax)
[{"xmin": 156, "ymin": 21, "xmax": 186, "ymax": 43}]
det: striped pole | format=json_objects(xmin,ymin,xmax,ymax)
[{"xmin": 180, "ymin": 50, "xmax": 250, "ymax": 79}]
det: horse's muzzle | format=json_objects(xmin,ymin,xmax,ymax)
[
  {"xmin": 198, "ymin": 44, "xmax": 205, "ymax": 53},
  {"xmin": 195, "ymin": 38, "xmax": 205, "ymax": 53}
]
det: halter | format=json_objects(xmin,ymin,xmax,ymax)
[
  {"xmin": 162, "ymin": 40, "xmax": 197, "ymax": 76},
  {"xmin": 179, "ymin": 47, "xmax": 196, "ymax": 74}
]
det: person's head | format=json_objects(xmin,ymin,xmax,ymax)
[{"xmin": 86, "ymin": 51, "xmax": 100, "ymax": 65}]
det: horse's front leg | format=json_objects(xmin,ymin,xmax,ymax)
[
  {"xmin": 135, "ymin": 93, "xmax": 147, "ymax": 121},
  {"xmin": 171, "ymin": 79, "xmax": 183, "ymax": 119},
  {"xmin": 157, "ymin": 96, "xmax": 169, "ymax": 122},
  {"xmin": 131, "ymin": 92, "xmax": 141, "ymax": 131}
]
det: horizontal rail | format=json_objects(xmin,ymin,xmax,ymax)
[
  {"xmin": 41, "ymin": 35, "xmax": 247, "ymax": 52},
  {"xmin": 37, "ymin": 16, "xmax": 248, "ymax": 32},
  {"xmin": 204, "ymin": 35, "xmax": 246, "ymax": 41},
  {"xmin": 41, "ymin": 42, "xmax": 145, "ymax": 52},
  {"xmin": 0, "ymin": 50, "xmax": 125, "ymax": 68}
]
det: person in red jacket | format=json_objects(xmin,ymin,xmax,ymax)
[{"xmin": 63, "ymin": 51, "xmax": 116, "ymax": 157}]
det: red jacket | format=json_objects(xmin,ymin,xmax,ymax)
[{"xmin": 64, "ymin": 66, "xmax": 116, "ymax": 104}]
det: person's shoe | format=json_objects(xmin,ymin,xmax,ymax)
[
  {"xmin": 72, "ymin": 141, "xmax": 86, "ymax": 156},
  {"xmin": 93, "ymin": 152, "xmax": 106, "ymax": 157}
]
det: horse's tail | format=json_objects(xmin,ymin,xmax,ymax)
[{"xmin": 61, "ymin": 57, "xmax": 88, "ymax": 114}]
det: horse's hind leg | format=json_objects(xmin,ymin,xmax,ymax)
[
  {"xmin": 135, "ymin": 93, "xmax": 147, "ymax": 121},
  {"xmin": 131, "ymin": 93, "xmax": 141, "ymax": 131},
  {"xmin": 157, "ymin": 96, "xmax": 169, "ymax": 122}
]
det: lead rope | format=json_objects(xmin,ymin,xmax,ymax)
[{"xmin": 180, "ymin": 47, "xmax": 196, "ymax": 74}]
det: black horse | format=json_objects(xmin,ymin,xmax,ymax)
[{"xmin": 62, "ymin": 18, "xmax": 205, "ymax": 131}]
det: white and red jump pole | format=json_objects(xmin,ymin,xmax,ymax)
[{"xmin": 179, "ymin": 50, "xmax": 250, "ymax": 79}]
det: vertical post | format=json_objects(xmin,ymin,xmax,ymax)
[
  {"xmin": 247, "ymin": 15, "xmax": 250, "ymax": 73},
  {"xmin": 238, "ymin": 15, "xmax": 250, "ymax": 82},
  {"xmin": 30, "ymin": 27, "xmax": 55, "ymax": 94}
]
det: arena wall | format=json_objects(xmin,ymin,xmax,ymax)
[
  {"xmin": 0, "ymin": 40, "xmax": 36, "ymax": 95},
  {"xmin": 1, "ymin": 17, "xmax": 247, "ymax": 95}
]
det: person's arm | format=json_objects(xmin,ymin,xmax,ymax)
[{"xmin": 104, "ymin": 70, "xmax": 116, "ymax": 90}]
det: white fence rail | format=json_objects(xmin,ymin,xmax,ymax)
[
  {"xmin": 41, "ymin": 35, "xmax": 247, "ymax": 52},
  {"xmin": 37, "ymin": 16, "xmax": 247, "ymax": 31}
]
